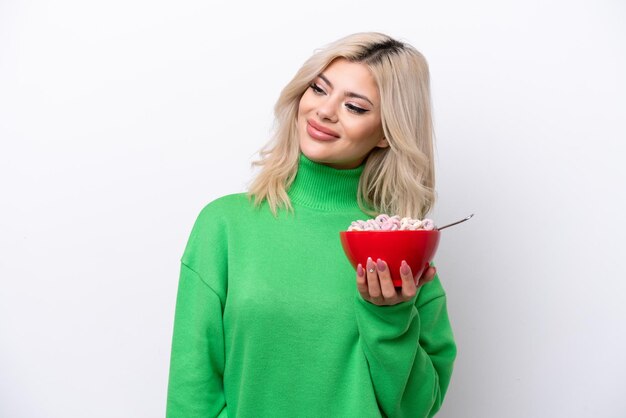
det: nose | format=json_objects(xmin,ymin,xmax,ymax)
[{"xmin": 316, "ymin": 98, "xmax": 338, "ymax": 122}]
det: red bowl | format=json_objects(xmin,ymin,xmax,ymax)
[{"xmin": 339, "ymin": 230, "xmax": 440, "ymax": 287}]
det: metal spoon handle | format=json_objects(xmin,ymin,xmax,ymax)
[{"xmin": 437, "ymin": 213, "xmax": 474, "ymax": 231}]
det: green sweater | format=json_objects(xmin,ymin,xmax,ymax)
[{"xmin": 167, "ymin": 154, "xmax": 456, "ymax": 418}]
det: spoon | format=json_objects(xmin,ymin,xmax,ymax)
[{"xmin": 437, "ymin": 214, "xmax": 474, "ymax": 231}]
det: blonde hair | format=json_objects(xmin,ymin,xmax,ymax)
[{"xmin": 248, "ymin": 32, "xmax": 435, "ymax": 218}]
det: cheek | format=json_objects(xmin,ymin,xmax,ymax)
[
  {"xmin": 298, "ymin": 90, "xmax": 315, "ymax": 114},
  {"xmin": 345, "ymin": 119, "xmax": 383, "ymax": 143}
]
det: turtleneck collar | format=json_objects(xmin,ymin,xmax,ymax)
[{"xmin": 287, "ymin": 153, "xmax": 364, "ymax": 211}]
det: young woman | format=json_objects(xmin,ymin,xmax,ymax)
[{"xmin": 167, "ymin": 32, "xmax": 456, "ymax": 418}]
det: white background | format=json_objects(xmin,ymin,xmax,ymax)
[{"xmin": 1, "ymin": 1, "xmax": 625, "ymax": 417}]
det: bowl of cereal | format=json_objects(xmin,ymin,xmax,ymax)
[{"xmin": 339, "ymin": 214, "xmax": 441, "ymax": 287}]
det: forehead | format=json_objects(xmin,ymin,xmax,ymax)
[{"xmin": 319, "ymin": 58, "xmax": 380, "ymax": 100}]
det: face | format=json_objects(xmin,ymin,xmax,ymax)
[{"xmin": 297, "ymin": 58, "xmax": 388, "ymax": 170}]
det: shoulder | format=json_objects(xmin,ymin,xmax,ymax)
[
  {"xmin": 183, "ymin": 193, "xmax": 250, "ymax": 249},
  {"xmin": 181, "ymin": 194, "xmax": 249, "ymax": 268},
  {"xmin": 189, "ymin": 192, "xmax": 254, "ymax": 225},
  {"xmin": 185, "ymin": 192, "xmax": 271, "ymax": 245},
  {"xmin": 198, "ymin": 192, "xmax": 250, "ymax": 215}
]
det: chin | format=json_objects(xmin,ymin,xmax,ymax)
[{"xmin": 300, "ymin": 141, "xmax": 332, "ymax": 163}]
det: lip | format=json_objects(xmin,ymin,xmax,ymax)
[{"xmin": 307, "ymin": 119, "xmax": 340, "ymax": 140}]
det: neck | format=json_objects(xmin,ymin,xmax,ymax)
[{"xmin": 287, "ymin": 153, "xmax": 364, "ymax": 211}]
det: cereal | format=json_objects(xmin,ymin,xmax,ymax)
[{"xmin": 347, "ymin": 214, "xmax": 435, "ymax": 231}]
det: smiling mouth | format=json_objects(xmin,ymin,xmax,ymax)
[{"xmin": 306, "ymin": 120, "xmax": 340, "ymax": 141}]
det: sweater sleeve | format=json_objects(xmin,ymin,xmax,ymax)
[
  {"xmin": 166, "ymin": 263, "xmax": 228, "ymax": 418},
  {"xmin": 354, "ymin": 274, "xmax": 456, "ymax": 418},
  {"xmin": 167, "ymin": 201, "xmax": 230, "ymax": 418}
]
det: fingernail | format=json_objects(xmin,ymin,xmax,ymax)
[
  {"xmin": 400, "ymin": 260, "xmax": 410, "ymax": 275},
  {"xmin": 366, "ymin": 257, "xmax": 375, "ymax": 271},
  {"xmin": 376, "ymin": 258, "xmax": 386, "ymax": 271},
  {"xmin": 357, "ymin": 264, "xmax": 364, "ymax": 277}
]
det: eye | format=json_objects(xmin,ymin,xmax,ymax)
[
  {"xmin": 309, "ymin": 82, "xmax": 325, "ymax": 95},
  {"xmin": 346, "ymin": 103, "xmax": 368, "ymax": 114}
]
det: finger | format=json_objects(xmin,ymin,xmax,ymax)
[
  {"xmin": 376, "ymin": 259, "xmax": 397, "ymax": 300},
  {"xmin": 356, "ymin": 263, "xmax": 369, "ymax": 298},
  {"xmin": 366, "ymin": 257, "xmax": 382, "ymax": 302},
  {"xmin": 400, "ymin": 260, "xmax": 417, "ymax": 300},
  {"xmin": 417, "ymin": 266, "xmax": 437, "ymax": 289}
]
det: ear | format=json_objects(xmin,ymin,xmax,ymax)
[{"xmin": 376, "ymin": 137, "xmax": 389, "ymax": 148}]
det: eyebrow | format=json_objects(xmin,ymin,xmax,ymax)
[{"xmin": 318, "ymin": 73, "xmax": 375, "ymax": 106}]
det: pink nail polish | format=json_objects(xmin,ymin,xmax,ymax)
[
  {"xmin": 400, "ymin": 260, "xmax": 410, "ymax": 276},
  {"xmin": 376, "ymin": 259, "xmax": 386, "ymax": 271},
  {"xmin": 357, "ymin": 264, "xmax": 364, "ymax": 277}
]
